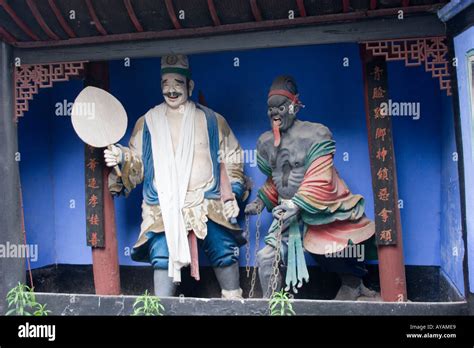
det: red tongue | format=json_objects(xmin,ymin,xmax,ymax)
[{"xmin": 272, "ymin": 120, "xmax": 281, "ymax": 147}]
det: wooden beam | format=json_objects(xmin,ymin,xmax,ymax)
[
  {"xmin": 85, "ymin": 0, "xmax": 107, "ymax": 36},
  {"xmin": 444, "ymin": 1, "xmax": 474, "ymax": 37},
  {"xmin": 165, "ymin": 0, "xmax": 183, "ymax": 29},
  {"xmin": 370, "ymin": 0, "xmax": 377, "ymax": 10},
  {"xmin": 26, "ymin": 0, "xmax": 60, "ymax": 40},
  {"xmin": 0, "ymin": 42, "xmax": 25, "ymax": 313},
  {"xmin": 250, "ymin": 0, "xmax": 263, "ymax": 21},
  {"xmin": 343, "ymin": 0, "xmax": 351, "ymax": 13},
  {"xmin": 13, "ymin": 14, "xmax": 446, "ymax": 64},
  {"xmin": 84, "ymin": 62, "xmax": 121, "ymax": 296},
  {"xmin": 0, "ymin": 26, "xmax": 16, "ymax": 44},
  {"xmin": 123, "ymin": 0, "xmax": 143, "ymax": 32},
  {"xmin": 48, "ymin": 0, "xmax": 76, "ymax": 38},
  {"xmin": 0, "ymin": 0, "xmax": 40, "ymax": 41},
  {"xmin": 360, "ymin": 45, "xmax": 407, "ymax": 302},
  {"xmin": 296, "ymin": 0, "xmax": 307, "ymax": 17},
  {"xmin": 207, "ymin": 0, "xmax": 221, "ymax": 26},
  {"xmin": 12, "ymin": 5, "xmax": 445, "ymax": 49}
]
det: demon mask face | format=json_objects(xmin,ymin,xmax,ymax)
[{"xmin": 267, "ymin": 75, "xmax": 301, "ymax": 146}]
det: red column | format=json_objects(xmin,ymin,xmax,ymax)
[
  {"xmin": 360, "ymin": 45, "xmax": 407, "ymax": 302},
  {"xmin": 91, "ymin": 165, "xmax": 121, "ymax": 295},
  {"xmin": 85, "ymin": 62, "xmax": 121, "ymax": 295}
]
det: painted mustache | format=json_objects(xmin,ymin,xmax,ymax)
[{"xmin": 163, "ymin": 92, "xmax": 183, "ymax": 98}]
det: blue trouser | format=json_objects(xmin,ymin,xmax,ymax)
[
  {"xmin": 139, "ymin": 219, "xmax": 240, "ymax": 269},
  {"xmin": 310, "ymin": 253, "xmax": 368, "ymax": 278}
]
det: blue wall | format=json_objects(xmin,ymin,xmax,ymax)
[
  {"xmin": 18, "ymin": 43, "xmax": 454, "ymax": 273},
  {"xmin": 51, "ymin": 82, "xmax": 90, "ymax": 265},
  {"xmin": 454, "ymin": 25, "xmax": 474, "ymax": 294},
  {"xmin": 18, "ymin": 79, "xmax": 89, "ymax": 267},
  {"xmin": 18, "ymin": 88, "xmax": 56, "ymax": 268},
  {"xmin": 389, "ymin": 61, "xmax": 442, "ymax": 267}
]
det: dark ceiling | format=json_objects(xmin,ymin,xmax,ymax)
[{"xmin": 0, "ymin": 0, "xmax": 447, "ymax": 48}]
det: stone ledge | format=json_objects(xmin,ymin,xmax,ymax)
[{"xmin": 35, "ymin": 293, "xmax": 469, "ymax": 316}]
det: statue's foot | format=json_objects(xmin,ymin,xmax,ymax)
[
  {"xmin": 221, "ymin": 288, "xmax": 243, "ymax": 300},
  {"xmin": 214, "ymin": 263, "xmax": 243, "ymax": 299},
  {"xmin": 334, "ymin": 274, "xmax": 377, "ymax": 301},
  {"xmin": 360, "ymin": 283, "xmax": 377, "ymax": 298}
]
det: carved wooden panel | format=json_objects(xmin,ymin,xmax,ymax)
[{"xmin": 15, "ymin": 62, "xmax": 86, "ymax": 121}]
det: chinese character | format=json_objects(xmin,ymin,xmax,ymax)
[
  {"xmin": 377, "ymin": 167, "xmax": 389, "ymax": 181},
  {"xmin": 88, "ymin": 214, "xmax": 100, "ymax": 226},
  {"xmin": 87, "ymin": 158, "xmax": 99, "ymax": 172},
  {"xmin": 88, "ymin": 194, "xmax": 99, "ymax": 208},
  {"xmin": 380, "ymin": 229, "xmax": 393, "ymax": 242},
  {"xmin": 375, "ymin": 127, "xmax": 387, "ymax": 142},
  {"xmin": 372, "ymin": 87, "xmax": 386, "ymax": 99},
  {"xmin": 88, "ymin": 178, "xmax": 99, "ymax": 189},
  {"xmin": 378, "ymin": 208, "xmax": 392, "ymax": 223},
  {"xmin": 376, "ymin": 147, "xmax": 388, "ymax": 162},
  {"xmin": 374, "ymin": 106, "xmax": 385, "ymax": 119},
  {"xmin": 371, "ymin": 66, "xmax": 384, "ymax": 81},
  {"xmin": 89, "ymin": 232, "xmax": 98, "ymax": 247},
  {"xmin": 378, "ymin": 187, "xmax": 390, "ymax": 201}
]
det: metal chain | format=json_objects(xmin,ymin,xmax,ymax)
[
  {"xmin": 244, "ymin": 214, "xmax": 251, "ymax": 277},
  {"xmin": 266, "ymin": 218, "xmax": 283, "ymax": 298},
  {"xmin": 248, "ymin": 212, "xmax": 261, "ymax": 298}
]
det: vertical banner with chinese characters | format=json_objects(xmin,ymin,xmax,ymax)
[
  {"xmin": 364, "ymin": 56, "xmax": 398, "ymax": 246},
  {"xmin": 84, "ymin": 61, "xmax": 121, "ymax": 295},
  {"xmin": 361, "ymin": 45, "xmax": 407, "ymax": 302},
  {"xmin": 85, "ymin": 144, "xmax": 105, "ymax": 247}
]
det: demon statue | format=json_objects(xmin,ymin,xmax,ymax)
[
  {"xmin": 105, "ymin": 55, "xmax": 248, "ymax": 299},
  {"xmin": 245, "ymin": 75, "xmax": 376, "ymax": 301}
]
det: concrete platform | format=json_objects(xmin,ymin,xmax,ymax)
[
  {"xmin": 27, "ymin": 263, "xmax": 471, "ymax": 315},
  {"xmin": 35, "ymin": 292, "xmax": 469, "ymax": 316}
]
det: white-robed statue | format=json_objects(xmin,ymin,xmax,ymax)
[{"xmin": 104, "ymin": 55, "xmax": 248, "ymax": 299}]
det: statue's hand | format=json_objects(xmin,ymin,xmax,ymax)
[
  {"xmin": 272, "ymin": 200, "xmax": 300, "ymax": 231},
  {"xmin": 223, "ymin": 197, "xmax": 240, "ymax": 221},
  {"xmin": 104, "ymin": 144, "xmax": 122, "ymax": 167},
  {"xmin": 244, "ymin": 197, "xmax": 264, "ymax": 215}
]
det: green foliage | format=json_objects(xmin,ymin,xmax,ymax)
[
  {"xmin": 132, "ymin": 290, "xmax": 165, "ymax": 316},
  {"xmin": 6, "ymin": 282, "xmax": 51, "ymax": 316},
  {"xmin": 33, "ymin": 303, "xmax": 51, "ymax": 316},
  {"xmin": 269, "ymin": 289, "xmax": 296, "ymax": 316}
]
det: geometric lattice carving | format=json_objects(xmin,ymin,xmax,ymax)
[
  {"xmin": 364, "ymin": 37, "xmax": 451, "ymax": 96},
  {"xmin": 15, "ymin": 62, "xmax": 87, "ymax": 121}
]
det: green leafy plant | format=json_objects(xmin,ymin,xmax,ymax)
[
  {"xmin": 6, "ymin": 282, "xmax": 50, "ymax": 316},
  {"xmin": 269, "ymin": 289, "xmax": 296, "ymax": 316},
  {"xmin": 33, "ymin": 303, "xmax": 51, "ymax": 316},
  {"xmin": 132, "ymin": 290, "xmax": 165, "ymax": 316}
]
